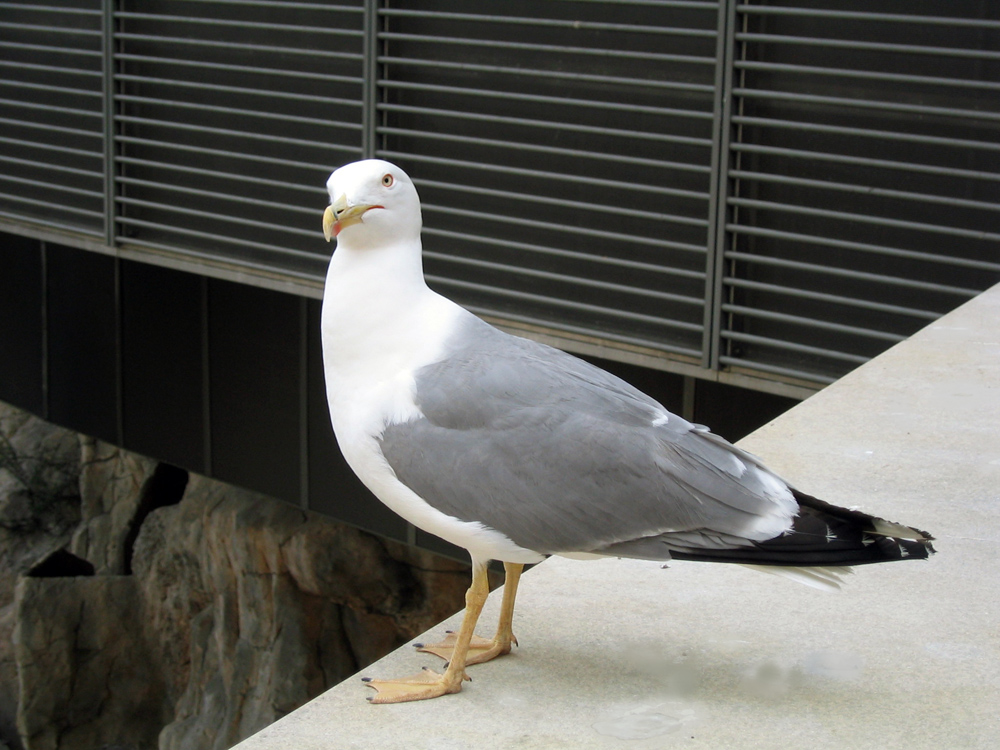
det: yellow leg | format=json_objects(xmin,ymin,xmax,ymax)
[
  {"xmin": 363, "ymin": 561, "xmax": 491, "ymax": 704},
  {"xmin": 416, "ymin": 562, "xmax": 524, "ymax": 666}
]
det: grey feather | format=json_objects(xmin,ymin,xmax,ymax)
[{"xmin": 379, "ymin": 313, "xmax": 793, "ymax": 557}]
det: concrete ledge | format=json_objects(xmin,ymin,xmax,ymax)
[{"xmin": 234, "ymin": 283, "xmax": 1000, "ymax": 750}]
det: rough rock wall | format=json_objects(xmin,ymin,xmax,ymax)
[
  {"xmin": 0, "ymin": 402, "xmax": 470, "ymax": 750},
  {"xmin": 0, "ymin": 405, "xmax": 81, "ymax": 750}
]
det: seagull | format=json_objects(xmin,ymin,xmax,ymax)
[{"xmin": 319, "ymin": 159, "xmax": 935, "ymax": 704}]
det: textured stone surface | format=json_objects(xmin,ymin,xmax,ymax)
[
  {"xmin": 0, "ymin": 401, "xmax": 470, "ymax": 750},
  {"xmin": 14, "ymin": 576, "xmax": 168, "ymax": 750},
  {"xmin": 70, "ymin": 437, "xmax": 159, "ymax": 575},
  {"xmin": 138, "ymin": 473, "xmax": 469, "ymax": 750},
  {"xmin": 0, "ymin": 404, "xmax": 82, "ymax": 750}
]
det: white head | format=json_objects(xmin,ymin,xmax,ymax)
[{"xmin": 323, "ymin": 159, "xmax": 422, "ymax": 250}]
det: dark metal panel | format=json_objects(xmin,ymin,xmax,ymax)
[
  {"xmin": 305, "ymin": 299, "xmax": 409, "ymax": 543},
  {"xmin": 111, "ymin": 0, "xmax": 364, "ymax": 279},
  {"xmin": 0, "ymin": 232, "xmax": 44, "ymax": 414},
  {"xmin": 207, "ymin": 278, "xmax": 301, "ymax": 505},
  {"xmin": 376, "ymin": 0, "xmax": 722, "ymax": 362},
  {"xmin": 719, "ymin": 0, "xmax": 1000, "ymax": 385},
  {"xmin": 45, "ymin": 242, "xmax": 118, "ymax": 442},
  {"xmin": 120, "ymin": 258, "xmax": 205, "ymax": 472},
  {"xmin": 0, "ymin": 0, "xmax": 105, "ymax": 237}
]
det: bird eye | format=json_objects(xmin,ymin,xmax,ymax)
[{"xmin": 381, "ymin": 174, "xmax": 394, "ymax": 187}]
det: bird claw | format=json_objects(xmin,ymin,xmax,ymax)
[
  {"xmin": 416, "ymin": 630, "xmax": 516, "ymax": 666},
  {"xmin": 362, "ymin": 667, "xmax": 470, "ymax": 704}
]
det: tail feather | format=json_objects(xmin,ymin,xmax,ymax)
[
  {"xmin": 740, "ymin": 564, "xmax": 853, "ymax": 592},
  {"xmin": 670, "ymin": 489, "xmax": 935, "ymax": 568}
]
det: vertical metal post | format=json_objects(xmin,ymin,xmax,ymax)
[
  {"xmin": 102, "ymin": 0, "xmax": 118, "ymax": 247},
  {"xmin": 200, "ymin": 275, "xmax": 213, "ymax": 476},
  {"xmin": 114, "ymin": 255, "xmax": 124, "ymax": 446},
  {"xmin": 361, "ymin": 0, "xmax": 381, "ymax": 159},
  {"xmin": 705, "ymin": 0, "xmax": 739, "ymax": 373},
  {"xmin": 681, "ymin": 376, "xmax": 697, "ymax": 422},
  {"xmin": 40, "ymin": 241, "xmax": 50, "ymax": 421},
  {"xmin": 298, "ymin": 296, "xmax": 310, "ymax": 510}
]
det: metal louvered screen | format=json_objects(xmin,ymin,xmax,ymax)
[
  {"xmin": 374, "ymin": 2, "xmax": 723, "ymax": 362},
  {"xmin": 719, "ymin": 2, "xmax": 1000, "ymax": 385},
  {"xmin": 0, "ymin": 1, "xmax": 106, "ymax": 238},
  {"xmin": 113, "ymin": 0, "xmax": 364, "ymax": 283},
  {"xmin": 2, "ymin": 0, "xmax": 999, "ymax": 396}
]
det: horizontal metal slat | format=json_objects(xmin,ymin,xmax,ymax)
[
  {"xmin": 379, "ymin": 8, "xmax": 718, "ymax": 38},
  {"xmin": 720, "ymin": 330, "xmax": 870, "ymax": 365},
  {"xmin": 378, "ymin": 127, "xmax": 711, "ymax": 175},
  {"xmin": 422, "ymin": 226, "xmax": 706, "ymax": 281},
  {"xmin": 721, "ymin": 304, "xmax": 906, "ymax": 343},
  {"xmin": 732, "ymin": 88, "xmax": 1000, "ymax": 123},
  {"xmin": 734, "ymin": 32, "xmax": 1000, "ymax": 62},
  {"xmin": 379, "ymin": 32, "xmax": 717, "ymax": 67},
  {"xmin": 116, "ymin": 196, "xmax": 316, "ymax": 244},
  {"xmin": 113, "ymin": 33, "xmax": 363, "ymax": 62},
  {"xmin": 737, "ymin": 6, "xmax": 1000, "ymax": 31},
  {"xmin": 1, "ymin": 98, "xmax": 102, "ymax": 119},
  {"xmin": 379, "ymin": 55, "xmax": 716, "ymax": 94},
  {"xmin": 0, "ymin": 172, "xmax": 103, "ymax": 200},
  {"xmin": 116, "ymin": 235, "xmax": 325, "ymax": 286},
  {"xmin": 0, "ymin": 59, "xmax": 102, "ymax": 79},
  {"xmin": 410, "ymin": 157, "xmax": 708, "ymax": 207},
  {"xmin": 0, "ymin": 191, "xmax": 102, "ymax": 219},
  {"xmin": 0, "ymin": 21, "xmax": 100, "ymax": 37},
  {"xmin": 406, "ymin": 156, "xmax": 709, "ymax": 206},
  {"xmin": 116, "ymin": 177, "xmax": 316, "ymax": 220},
  {"xmin": 423, "ymin": 250, "xmax": 704, "ymax": 308},
  {"xmin": 151, "ymin": 0, "xmax": 362, "ymax": 14},
  {"xmin": 0, "ymin": 40, "xmax": 100, "ymax": 58},
  {"xmin": 114, "ymin": 94, "xmax": 358, "ymax": 131},
  {"xmin": 730, "ymin": 115, "xmax": 1000, "ymax": 154},
  {"xmin": 377, "ymin": 104, "xmax": 711, "ymax": 147},
  {"xmin": 115, "ymin": 215, "xmax": 322, "ymax": 263},
  {"xmin": 115, "ymin": 11, "xmax": 361, "ymax": 39},
  {"xmin": 114, "ymin": 115, "xmax": 360, "ymax": 149},
  {"xmin": 115, "ymin": 137, "xmax": 352, "ymax": 174},
  {"xmin": 0, "ymin": 154, "xmax": 102, "ymax": 180},
  {"xmin": 724, "ymin": 251, "xmax": 981, "ymax": 297},
  {"xmin": 420, "ymin": 200, "xmax": 706, "ymax": 255},
  {"xmin": 733, "ymin": 59, "xmax": 1000, "ymax": 93},
  {"xmin": 717, "ymin": 356, "xmax": 837, "ymax": 386},
  {"xmin": 723, "ymin": 277, "xmax": 941, "ymax": 321},
  {"xmin": 467, "ymin": 303, "xmax": 705, "ymax": 361},
  {"xmin": 116, "ymin": 53, "xmax": 363, "ymax": 87},
  {"xmin": 728, "ymin": 197, "xmax": 1000, "ymax": 244},
  {"xmin": 431, "ymin": 274, "xmax": 705, "ymax": 334},
  {"xmin": 0, "ymin": 135, "xmax": 103, "ymax": 162},
  {"xmin": 114, "ymin": 74, "xmax": 362, "ymax": 110},
  {"xmin": 414, "ymin": 176, "xmax": 705, "ymax": 229},
  {"xmin": 729, "ymin": 142, "xmax": 1000, "ymax": 183},
  {"xmin": 0, "ymin": 117, "xmax": 101, "ymax": 142},
  {"xmin": 379, "ymin": 79, "xmax": 714, "ymax": 122},
  {"xmin": 0, "ymin": 3, "xmax": 100, "ymax": 16},
  {"xmin": 725, "ymin": 224, "xmax": 1000, "ymax": 274},
  {"xmin": 729, "ymin": 170, "xmax": 1000, "ymax": 214},
  {"xmin": 0, "ymin": 79, "xmax": 102, "ymax": 99}
]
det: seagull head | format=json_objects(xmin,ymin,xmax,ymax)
[{"xmin": 323, "ymin": 159, "xmax": 421, "ymax": 248}]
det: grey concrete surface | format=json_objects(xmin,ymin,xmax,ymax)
[{"xmin": 234, "ymin": 283, "xmax": 1000, "ymax": 750}]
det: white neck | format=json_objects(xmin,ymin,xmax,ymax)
[{"xmin": 320, "ymin": 237, "xmax": 462, "ymax": 415}]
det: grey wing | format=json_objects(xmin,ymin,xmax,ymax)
[{"xmin": 379, "ymin": 316, "xmax": 797, "ymax": 558}]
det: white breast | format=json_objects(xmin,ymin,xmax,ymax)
[{"xmin": 320, "ymin": 264, "xmax": 543, "ymax": 566}]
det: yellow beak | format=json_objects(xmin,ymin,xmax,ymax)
[{"xmin": 323, "ymin": 195, "xmax": 377, "ymax": 242}]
